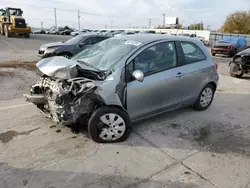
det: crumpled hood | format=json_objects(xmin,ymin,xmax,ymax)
[
  {"xmin": 36, "ymin": 56, "xmax": 94, "ymax": 79},
  {"xmin": 40, "ymin": 41, "xmax": 65, "ymax": 49}
]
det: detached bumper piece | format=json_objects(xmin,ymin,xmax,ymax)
[{"xmin": 23, "ymin": 94, "xmax": 46, "ymax": 104}]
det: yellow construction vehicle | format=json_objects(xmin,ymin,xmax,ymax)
[{"xmin": 0, "ymin": 7, "xmax": 31, "ymax": 38}]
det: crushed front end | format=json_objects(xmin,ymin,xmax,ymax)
[{"xmin": 24, "ymin": 76, "xmax": 97, "ymax": 125}]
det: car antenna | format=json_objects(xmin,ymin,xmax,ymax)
[{"xmin": 175, "ymin": 20, "xmax": 184, "ymax": 35}]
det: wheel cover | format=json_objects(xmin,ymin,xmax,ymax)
[
  {"xmin": 98, "ymin": 113, "xmax": 126, "ymax": 141},
  {"xmin": 200, "ymin": 88, "xmax": 213, "ymax": 108}
]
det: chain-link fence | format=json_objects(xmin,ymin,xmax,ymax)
[{"xmin": 209, "ymin": 32, "xmax": 250, "ymax": 45}]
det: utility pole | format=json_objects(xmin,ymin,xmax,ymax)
[
  {"xmin": 148, "ymin": 18, "xmax": 151, "ymax": 28},
  {"xmin": 162, "ymin": 13, "xmax": 166, "ymax": 27},
  {"xmin": 77, "ymin": 10, "xmax": 80, "ymax": 30},
  {"xmin": 41, "ymin": 21, "xmax": 43, "ymax": 29},
  {"xmin": 54, "ymin": 8, "xmax": 57, "ymax": 29},
  {"xmin": 110, "ymin": 20, "xmax": 113, "ymax": 29},
  {"xmin": 72, "ymin": 22, "xmax": 74, "ymax": 30}
]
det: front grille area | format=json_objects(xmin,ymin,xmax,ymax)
[
  {"xmin": 214, "ymin": 45, "xmax": 229, "ymax": 49},
  {"xmin": 15, "ymin": 18, "xmax": 26, "ymax": 28}
]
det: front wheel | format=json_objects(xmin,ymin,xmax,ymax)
[
  {"xmin": 5, "ymin": 26, "xmax": 12, "ymax": 37},
  {"xmin": 193, "ymin": 84, "xmax": 215, "ymax": 111},
  {"xmin": 88, "ymin": 106, "xmax": 132, "ymax": 143},
  {"xmin": 25, "ymin": 33, "xmax": 30, "ymax": 38}
]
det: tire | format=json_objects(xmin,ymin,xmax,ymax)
[
  {"xmin": 5, "ymin": 26, "xmax": 11, "ymax": 37},
  {"xmin": 25, "ymin": 33, "xmax": 30, "ymax": 38},
  {"xmin": 88, "ymin": 106, "xmax": 132, "ymax": 143},
  {"xmin": 193, "ymin": 84, "xmax": 215, "ymax": 111},
  {"xmin": 230, "ymin": 63, "xmax": 244, "ymax": 78},
  {"xmin": 230, "ymin": 72, "xmax": 243, "ymax": 78},
  {"xmin": 212, "ymin": 53, "xmax": 216, "ymax": 56},
  {"xmin": 0, "ymin": 24, "xmax": 4, "ymax": 35}
]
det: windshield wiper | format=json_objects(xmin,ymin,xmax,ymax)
[{"xmin": 77, "ymin": 60, "xmax": 101, "ymax": 72}]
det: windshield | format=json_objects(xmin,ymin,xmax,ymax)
[
  {"xmin": 71, "ymin": 38, "xmax": 140, "ymax": 71},
  {"xmin": 64, "ymin": 35, "xmax": 84, "ymax": 45}
]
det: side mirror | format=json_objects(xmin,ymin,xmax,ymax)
[{"xmin": 132, "ymin": 70, "xmax": 144, "ymax": 82}]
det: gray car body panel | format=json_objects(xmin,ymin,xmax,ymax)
[{"xmin": 32, "ymin": 34, "xmax": 218, "ymax": 124}]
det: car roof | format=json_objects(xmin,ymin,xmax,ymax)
[{"xmin": 115, "ymin": 34, "xmax": 201, "ymax": 44}]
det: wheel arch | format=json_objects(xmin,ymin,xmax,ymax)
[{"xmin": 58, "ymin": 51, "xmax": 73, "ymax": 57}]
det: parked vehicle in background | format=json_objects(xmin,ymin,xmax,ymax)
[
  {"xmin": 59, "ymin": 28, "xmax": 74, "ymax": 35},
  {"xmin": 140, "ymin": 30, "xmax": 156, "ymax": 34},
  {"xmin": 70, "ymin": 29, "xmax": 90, "ymax": 37},
  {"xmin": 26, "ymin": 34, "xmax": 219, "ymax": 143},
  {"xmin": 51, "ymin": 29, "xmax": 61, "ymax": 35},
  {"xmin": 211, "ymin": 37, "xmax": 247, "ymax": 57},
  {"xmin": 114, "ymin": 30, "xmax": 135, "ymax": 36},
  {"xmin": 229, "ymin": 48, "xmax": 250, "ymax": 78},
  {"xmin": 37, "ymin": 34, "xmax": 110, "ymax": 59},
  {"xmin": 0, "ymin": 7, "xmax": 31, "ymax": 38},
  {"xmin": 178, "ymin": 33, "xmax": 205, "ymax": 44},
  {"xmin": 33, "ymin": 29, "xmax": 46, "ymax": 34}
]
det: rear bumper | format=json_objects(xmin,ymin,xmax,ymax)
[{"xmin": 10, "ymin": 27, "xmax": 31, "ymax": 34}]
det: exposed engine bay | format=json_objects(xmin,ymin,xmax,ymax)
[
  {"xmin": 230, "ymin": 48, "xmax": 250, "ymax": 77},
  {"xmin": 24, "ymin": 76, "xmax": 98, "ymax": 125},
  {"xmin": 23, "ymin": 56, "xmax": 126, "ymax": 126}
]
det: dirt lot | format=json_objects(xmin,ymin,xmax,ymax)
[
  {"xmin": 0, "ymin": 35, "xmax": 250, "ymax": 188},
  {"xmin": 0, "ymin": 34, "xmax": 70, "ymax": 62}
]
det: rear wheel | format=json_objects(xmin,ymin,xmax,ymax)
[
  {"xmin": 25, "ymin": 33, "xmax": 30, "ymax": 38},
  {"xmin": 0, "ymin": 24, "xmax": 4, "ymax": 35},
  {"xmin": 193, "ymin": 84, "xmax": 215, "ymax": 111},
  {"xmin": 88, "ymin": 106, "xmax": 132, "ymax": 143}
]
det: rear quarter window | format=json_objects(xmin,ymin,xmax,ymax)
[{"xmin": 180, "ymin": 42, "xmax": 206, "ymax": 64}]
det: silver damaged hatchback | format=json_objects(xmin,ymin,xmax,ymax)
[{"xmin": 24, "ymin": 34, "xmax": 219, "ymax": 143}]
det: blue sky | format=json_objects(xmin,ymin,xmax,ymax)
[{"xmin": 3, "ymin": 0, "xmax": 250, "ymax": 29}]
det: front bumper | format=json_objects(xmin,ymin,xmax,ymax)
[
  {"xmin": 211, "ymin": 48, "xmax": 234, "ymax": 55},
  {"xmin": 10, "ymin": 27, "xmax": 31, "ymax": 34}
]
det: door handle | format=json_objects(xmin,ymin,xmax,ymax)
[{"xmin": 176, "ymin": 72, "xmax": 184, "ymax": 78}]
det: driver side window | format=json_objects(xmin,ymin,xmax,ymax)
[
  {"xmin": 180, "ymin": 42, "xmax": 206, "ymax": 64},
  {"xmin": 131, "ymin": 42, "xmax": 177, "ymax": 76}
]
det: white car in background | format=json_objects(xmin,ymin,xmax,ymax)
[
  {"xmin": 178, "ymin": 33, "xmax": 205, "ymax": 44},
  {"xmin": 70, "ymin": 29, "xmax": 91, "ymax": 37}
]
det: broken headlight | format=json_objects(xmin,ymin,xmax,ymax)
[{"xmin": 45, "ymin": 47, "xmax": 58, "ymax": 54}]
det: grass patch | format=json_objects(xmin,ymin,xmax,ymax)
[{"xmin": 0, "ymin": 61, "xmax": 37, "ymax": 70}]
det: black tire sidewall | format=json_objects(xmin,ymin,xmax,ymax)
[
  {"xmin": 88, "ymin": 106, "xmax": 132, "ymax": 143},
  {"xmin": 194, "ymin": 84, "xmax": 215, "ymax": 111}
]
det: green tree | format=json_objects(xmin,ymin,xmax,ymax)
[{"xmin": 221, "ymin": 11, "xmax": 250, "ymax": 34}]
